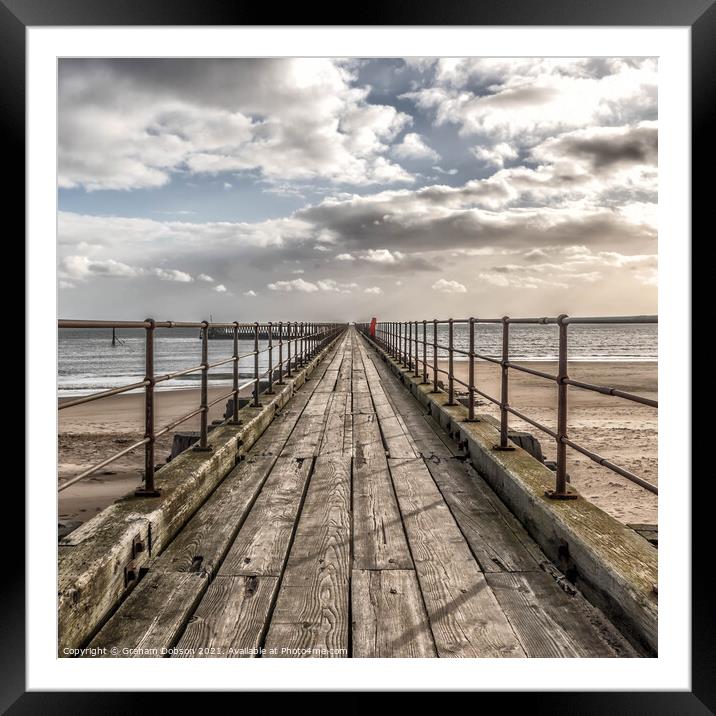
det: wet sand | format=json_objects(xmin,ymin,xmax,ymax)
[
  {"xmin": 58, "ymin": 361, "xmax": 657, "ymax": 534},
  {"xmin": 58, "ymin": 385, "xmax": 252, "ymax": 529},
  {"xmin": 436, "ymin": 360, "xmax": 657, "ymax": 525}
]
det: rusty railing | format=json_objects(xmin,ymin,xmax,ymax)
[
  {"xmin": 358, "ymin": 315, "xmax": 657, "ymax": 499},
  {"xmin": 58, "ymin": 320, "xmax": 344, "ymax": 496}
]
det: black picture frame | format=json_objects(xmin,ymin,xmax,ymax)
[{"xmin": 6, "ymin": 0, "xmax": 707, "ymax": 710}]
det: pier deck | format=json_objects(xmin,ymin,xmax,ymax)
[{"xmin": 89, "ymin": 327, "xmax": 636, "ymax": 658}]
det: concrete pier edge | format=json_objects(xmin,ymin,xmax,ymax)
[{"xmin": 363, "ymin": 334, "xmax": 658, "ymax": 655}]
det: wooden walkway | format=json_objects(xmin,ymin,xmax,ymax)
[{"xmin": 90, "ymin": 327, "xmax": 636, "ymax": 658}]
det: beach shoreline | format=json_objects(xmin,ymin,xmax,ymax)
[
  {"xmin": 433, "ymin": 359, "xmax": 657, "ymax": 525},
  {"xmin": 58, "ymin": 360, "xmax": 657, "ymax": 533},
  {"xmin": 58, "ymin": 385, "xmax": 253, "ymax": 530}
]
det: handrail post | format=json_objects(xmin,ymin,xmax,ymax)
[
  {"xmin": 286, "ymin": 320, "xmax": 292, "ymax": 378},
  {"xmin": 546, "ymin": 315, "xmax": 577, "ymax": 499},
  {"xmin": 414, "ymin": 320, "xmax": 420, "ymax": 377},
  {"xmin": 403, "ymin": 321, "xmax": 408, "ymax": 367},
  {"xmin": 228, "ymin": 321, "xmax": 240, "ymax": 425},
  {"xmin": 300, "ymin": 322, "xmax": 304, "ymax": 366},
  {"xmin": 467, "ymin": 317, "xmax": 477, "ymax": 421},
  {"xmin": 193, "ymin": 320, "xmax": 212, "ymax": 452},
  {"xmin": 253, "ymin": 321, "xmax": 261, "ymax": 408},
  {"xmin": 408, "ymin": 320, "xmax": 412, "ymax": 372},
  {"xmin": 422, "ymin": 320, "xmax": 428, "ymax": 383},
  {"xmin": 432, "ymin": 319, "xmax": 439, "ymax": 393},
  {"xmin": 277, "ymin": 321, "xmax": 284, "ymax": 385},
  {"xmin": 493, "ymin": 316, "xmax": 515, "ymax": 451},
  {"xmin": 266, "ymin": 322, "xmax": 275, "ymax": 394},
  {"xmin": 447, "ymin": 318, "xmax": 456, "ymax": 405},
  {"xmin": 136, "ymin": 318, "xmax": 160, "ymax": 496}
]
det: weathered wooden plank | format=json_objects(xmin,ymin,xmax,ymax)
[
  {"xmin": 280, "ymin": 413, "xmax": 327, "ymax": 457},
  {"xmin": 423, "ymin": 456, "xmax": 539, "ymax": 573},
  {"xmin": 250, "ymin": 382, "xmax": 318, "ymax": 454},
  {"xmin": 353, "ymin": 431, "xmax": 413, "ymax": 570},
  {"xmin": 352, "ymin": 391, "xmax": 375, "ymax": 414},
  {"xmin": 378, "ymin": 415, "xmax": 420, "ymax": 458},
  {"xmin": 175, "ymin": 575, "xmax": 279, "ymax": 657},
  {"xmin": 352, "ymin": 369, "xmax": 370, "ymax": 393},
  {"xmin": 388, "ymin": 457, "xmax": 524, "ymax": 657},
  {"xmin": 352, "ymin": 570, "xmax": 436, "ymax": 658},
  {"xmin": 363, "ymin": 348, "xmax": 457, "ymax": 458},
  {"xmin": 89, "ymin": 571, "xmax": 208, "ymax": 656},
  {"xmin": 313, "ymin": 369, "xmax": 339, "ymax": 392},
  {"xmin": 151, "ymin": 455, "xmax": 275, "ymax": 575},
  {"xmin": 264, "ymin": 457, "xmax": 351, "ymax": 657},
  {"xmin": 485, "ymin": 571, "xmax": 619, "ymax": 657},
  {"xmin": 303, "ymin": 391, "xmax": 333, "ymax": 415},
  {"xmin": 219, "ymin": 457, "xmax": 313, "ymax": 576},
  {"xmin": 319, "ymin": 392, "xmax": 352, "ymax": 456}
]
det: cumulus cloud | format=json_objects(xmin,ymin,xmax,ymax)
[
  {"xmin": 59, "ymin": 58, "xmax": 415, "ymax": 190},
  {"xmin": 60, "ymin": 255, "xmax": 140, "ymax": 280},
  {"xmin": 403, "ymin": 58, "xmax": 657, "ymax": 147},
  {"xmin": 364, "ymin": 286, "xmax": 382, "ymax": 294},
  {"xmin": 360, "ymin": 249, "xmax": 405, "ymax": 263},
  {"xmin": 151, "ymin": 268, "xmax": 194, "ymax": 282},
  {"xmin": 391, "ymin": 133, "xmax": 440, "ymax": 161},
  {"xmin": 472, "ymin": 142, "xmax": 518, "ymax": 168},
  {"xmin": 266, "ymin": 278, "xmax": 358, "ymax": 294},
  {"xmin": 57, "ymin": 58, "xmax": 658, "ymax": 318},
  {"xmin": 267, "ymin": 278, "xmax": 320, "ymax": 293},
  {"xmin": 432, "ymin": 278, "xmax": 467, "ymax": 293}
]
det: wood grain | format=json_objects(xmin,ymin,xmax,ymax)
[
  {"xmin": 264, "ymin": 457, "xmax": 351, "ymax": 657},
  {"xmin": 352, "ymin": 570, "xmax": 436, "ymax": 658}
]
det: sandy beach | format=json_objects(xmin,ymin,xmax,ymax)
[
  {"xmin": 58, "ymin": 385, "xmax": 253, "ymax": 530},
  {"xmin": 435, "ymin": 360, "xmax": 657, "ymax": 525},
  {"xmin": 59, "ymin": 361, "xmax": 657, "ymax": 534}
]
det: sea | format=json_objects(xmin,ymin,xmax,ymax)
[{"xmin": 58, "ymin": 323, "xmax": 657, "ymax": 398}]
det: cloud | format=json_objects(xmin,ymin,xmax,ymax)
[
  {"xmin": 335, "ymin": 253, "xmax": 355, "ymax": 261},
  {"xmin": 267, "ymin": 277, "xmax": 358, "ymax": 294},
  {"xmin": 267, "ymin": 278, "xmax": 320, "ymax": 293},
  {"xmin": 151, "ymin": 268, "xmax": 194, "ymax": 282},
  {"xmin": 472, "ymin": 142, "xmax": 518, "ymax": 168},
  {"xmin": 403, "ymin": 58, "xmax": 657, "ymax": 147},
  {"xmin": 532, "ymin": 123, "xmax": 657, "ymax": 172},
  {"xmin": 214, "ymin": 283, "xmax": 227, "ymax": 292},
  {"xmin": 432, "ymin": 278, "xmax": 467, "ymax": 293},
  {"xmin": 60, "ymin": 255, "xmax": 140, "ymax": 280},
  {"xmin": 243, "ymin": 289, "xmax": 257, "ymax": 297},
  {"xmin": 316, "ymin": 279, "xmax": 359, "ymax": 293},
  {"xmin": 391, "ymin": 133, "xmax": 440, "ymax": 162},
  {"xmin": 59, "ymin": 58, "xmax": 414, "ymax": 190},
  {"xmin": 223, "ymin": 182, "xmax": 232, "ymax": 190},
  {"xmin": 197, "ymin": 273, "xmax": 214, "ymax": 282},
  {"xmin": 476, "ymin": 245, "xmax": 657, "ymax": 289},
  {"xmin": 360, "ymin": 248, "xmax": 405, "ymax": 264},
  {"xmin": 433, "ymin": 166, "xmax": 458, "ymax": 175},
  {"xmin": 364, "ymin": 286, "xmax": 382, "ymax": 294}
]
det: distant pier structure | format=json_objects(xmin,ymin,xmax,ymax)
[{"xmin": 207, "ymin": 325, "xmax": 274, "ymax": 339}]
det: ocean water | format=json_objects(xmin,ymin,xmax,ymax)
[{"xmin": 58, "ymin": 323, "xmax": 657, "ymax": 398}]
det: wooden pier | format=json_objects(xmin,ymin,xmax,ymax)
[{"xmin": 83, "ymin": 327, "xmax": 640, "ymax": 658}]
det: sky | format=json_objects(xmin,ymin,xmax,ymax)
[{"xmin": 57, "ymin": 58, "xmax": 657, "ymax": 321}]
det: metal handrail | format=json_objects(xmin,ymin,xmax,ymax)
[
  {"xmin": 58, "ymin": 319, "xmax": 345, "ymax": 495},
  {"xmin": 359, "ymin": 315, "xmax": 657, "ymax": 498}
]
